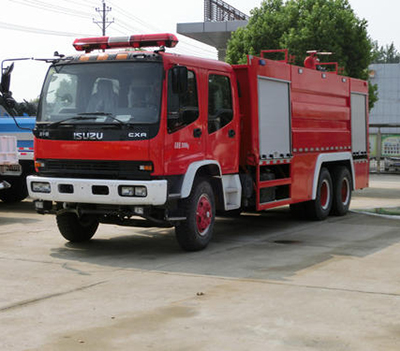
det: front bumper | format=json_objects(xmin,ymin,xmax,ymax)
[{"xmin": 27, "ymin": 175, "xmax": 167, "ymax": 206}]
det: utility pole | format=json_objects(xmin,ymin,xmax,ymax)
[{"xmin": 93, "ymin": 0, "xmax": 114, "ymax": 36}]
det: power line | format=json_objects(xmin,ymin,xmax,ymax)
[
  {"xmin": 9, "ymin": 0, "xmax": 92, "ymax": 19},
  {"xmin": 7, "ymin": 0, "xmax": 216, "ymax": 58},
  {"xmin": 110, "ymin": 21, "xmax": 215, "ymax": 58},
  {"xmin": 0, "ymin": 20, "xmax": 92, "ymax": 37},
  {"xmin": 110, "ymin": 19, "xmax": 216, "ymax": 58},
  {"xmin": 56, "ymin": 0, "xmax": 98, "ymax": 9},
  {"xmin": 107, "ymin": 0, "xmax": 161, "ymax": 33},
  {"xmin": 112, "ymin": 22, "xmax": 142, "ymax": 36},
  {"xmin": 107, "ymin": 0, "xmax": 217, "ymax": 57}
]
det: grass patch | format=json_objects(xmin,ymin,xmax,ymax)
[{"xmin": 358, "ymin": 207, "xmax": 400, "ymax": 216}]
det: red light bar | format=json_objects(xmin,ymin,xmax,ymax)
[{"xmin": 73, "ymin": 33, "xmax": 179, "ymax": 53}]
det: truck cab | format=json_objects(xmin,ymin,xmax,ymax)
[{"xmin": 28, "ymin": 34, "xmax": 241, "ymax": 250}]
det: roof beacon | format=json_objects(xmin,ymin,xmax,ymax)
[{"xmin": 73, "ymin": 33, "xmax": 179, "ymax": 53}]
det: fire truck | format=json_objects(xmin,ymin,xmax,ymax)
[{"xmin": 20, "ymin": 34, "xmax": 368, "ymax": 251}]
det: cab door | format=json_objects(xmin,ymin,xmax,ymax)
[
  {"xmin": 163, "ymin": 67, "xmax": 205, "ymax": 175},
  {"xmin": 206, "ymin": 72, "xmax": 239, "ymax": 174}
]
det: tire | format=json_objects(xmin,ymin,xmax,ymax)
[
  {"xmin": 175, "ymin": 179, "xmax": 215, "ymax": 251},
  {"xmin": 331, "ymin": 166, "xmax": 352, "ymax": 216},
  {"xmin": 0, "ymin": 175, "xmax": 28, "ymax": 203},
  {"xmin": 56, "ymin": 212, "xmax": 99, "ymax": 242},
  {"xmin": 306, "ymin": 167, "xmax": 333, "ymax": 221}
]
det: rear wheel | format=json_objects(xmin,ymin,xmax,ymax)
[
  {"xmin": 56, "ymin": 212, "xmax": 99, "ymax": 242},
  {"xmin": 331, "ymin": 166, "xmax": 352, "ymax": 216},
  {"xmin": 306, "ymin": 167, "xmax": 332, "ymax": 220},
  {"xmin": 175, "ymin": 179, "xmax": 215, "ymax": 251}
]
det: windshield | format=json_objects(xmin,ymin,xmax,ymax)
[{"xmin": 38, "ymin": 62, "xmax": 163, "ymax": 125}]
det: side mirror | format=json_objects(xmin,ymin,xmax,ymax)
[
  {"xmin": 1, "ymin": 63, "xmax": 14, "ymax": 94},
  {"xmin": 171, "ymin": 66, "xmax": 188, "ymax": 94}
]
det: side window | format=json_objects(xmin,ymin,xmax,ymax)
[
  {"xmin": 208, "ymin": 74, "xmax": 233, "ymax": 134},
  {"xmin": 167, "ymin": 69, "xmax": 199, "ymax": 133}
]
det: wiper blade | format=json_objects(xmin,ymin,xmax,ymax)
[
  {"xmin": 78, "ymin": 112, "xmax": 127, "ymax": 126},
  {"xmin": 47, "ymin": 113, "xmax": 128, "ymax": 128},
  {"xmin": 47, "ymin": 115, "xmax": 97, "ymax": 128},
  {"xmin": 78, "ymin": 112, "xmax": 112, "ymax": 116}
]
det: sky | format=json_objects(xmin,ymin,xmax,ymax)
[{"xmin": 0, "ymin": 0, "xmax": 399, "ymax": 101}]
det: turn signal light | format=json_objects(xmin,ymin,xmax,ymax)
[
  {"xmin": 34, "ymin": 160, "xmax": 45, "ymax": 171},
  {"xmin": 139, "ymin": 164, "xmax": 153, "ymax": 172}
]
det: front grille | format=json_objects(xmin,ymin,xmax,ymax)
[{"xmin": 39, "ymin": 159, "xmax": 153, "ymax": 180}]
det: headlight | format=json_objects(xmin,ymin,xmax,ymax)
[
  {"xmin": 134, "ymin": 186, "xmax": 147, "ymax": 197},
  {"xmin": 31, "ymin": 181, "xmax": 51, "ymax": 193},
  {"xmin": 119, "ymin": 186, "xmax": 147, "ymax": 197},
  {"xmin": 120, "ymin": 186, "xmax": 134, "ymax": 197}
]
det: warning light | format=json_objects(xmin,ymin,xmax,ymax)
[{"xmin": 73, "ymin": 33, "xmax": 179, "ymax": 53}]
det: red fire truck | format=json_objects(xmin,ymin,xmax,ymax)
[{"xmin": 25, "ymin": 33, "xmax": 369, "ymax": 251}]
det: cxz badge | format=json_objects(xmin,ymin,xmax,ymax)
[{"xmin": 73, "ymin": 132, "xmax": 103, "ymax": 140}]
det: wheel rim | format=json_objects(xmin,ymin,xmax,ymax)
[
  {"xmin": 196, "ymin": 194, "xmax": 212, "ymax": 236},
  {"xmin": 320, "ymin": 179, "xmax": 330, "ymax": 210},
  {"xmin": 341, "ymin": 178, "xmax": 350, "ymax": 205}
]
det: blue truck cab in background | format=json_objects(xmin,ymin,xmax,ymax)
[{"xmin": 0, "ymin": 115, "xmax": 35, "ymax": 202}]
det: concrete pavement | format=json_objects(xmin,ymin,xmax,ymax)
[{"xmin": 0, "ymin": 174, "xmax": 399, "ymax": 350}]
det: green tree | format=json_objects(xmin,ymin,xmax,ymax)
[
  {"xmin": 14, "ymin": 99, "xmax": 38, "ymax": 116},
  {"xmin": 372, "ymin": 42, "xmax": 400, "ymax": 63},
  {"xmin": 226, "ymin": 0, "xmax": 376, "ymax": 109}
]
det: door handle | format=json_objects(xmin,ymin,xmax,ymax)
[
  {"xmin": 228, "ymin": 129, "xmax": 236, "ymax": 138},
  {"xmin": 193, "ymin": 128, "xmax": 202, "ymax": 138}
]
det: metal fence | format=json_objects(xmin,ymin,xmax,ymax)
[{"xmin": 370, "ymin": 124, "xmax": 400, "ymax": 173}]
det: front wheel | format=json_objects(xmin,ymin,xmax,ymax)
[
  {"xmin": 56, "ymin": 212, "xmax": 99, "ymax": 242},
  {"xmin": 175, "ymin": 179, "xmax": 215, "ymax": 251}
]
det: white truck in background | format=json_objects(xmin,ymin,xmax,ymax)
[
  {"xmin": 0, "ymin": 61, "xmax": 35, "ymax": 202},
  {"xmin": 0, "ymin": 135, "xmax": 18, "ymax": 190}
]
